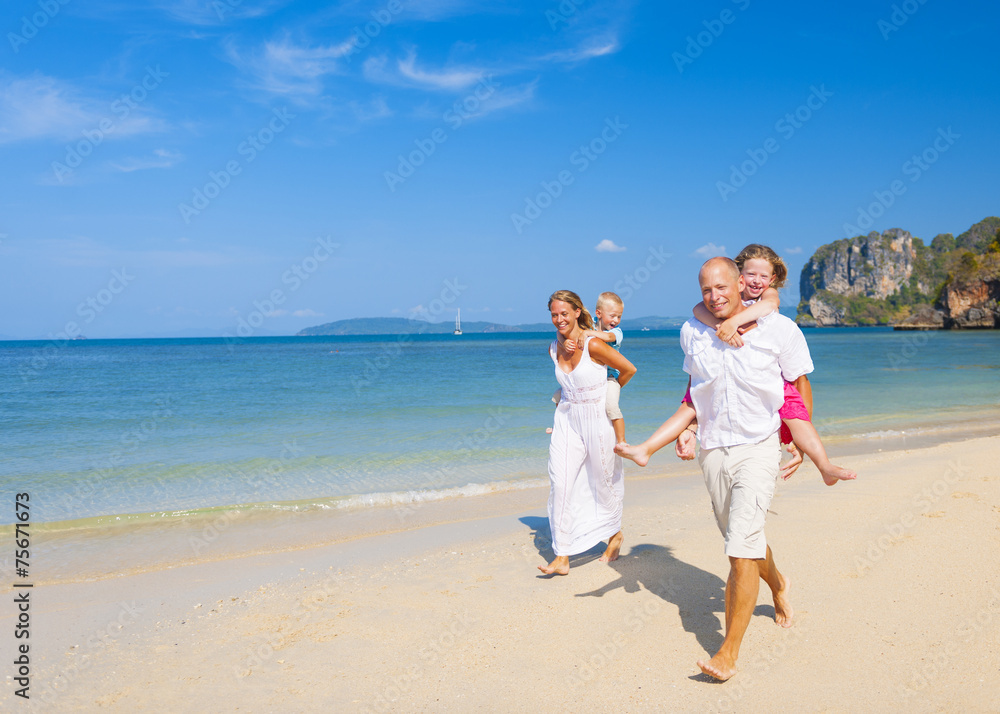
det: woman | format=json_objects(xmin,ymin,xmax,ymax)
[{"xmin": 540, "ymin": 290, "xmax": 637, "ymax": 575}]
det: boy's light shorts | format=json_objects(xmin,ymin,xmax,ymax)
[
  {"xmin": 697, "ymin": 433, "xmax": 780, "ymax": 560},
  {"xmin": 605, "ymin": 378, "xmax": 622, "ymax": 420}
]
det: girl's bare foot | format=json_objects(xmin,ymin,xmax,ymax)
[
  {"xmin": 538, "ymin": 556, "xmax": 569, "ymax": 575},
  {"xmin": 821, "ymin": 463, "xmax": 857, "ymax": 486},
  {"xmin": 599, "ymin": 531, "xmax": 623, "ymax": 562},
  {"xmin": 615, "ymin": 442, "xmax": 650, "ymax": 467}
]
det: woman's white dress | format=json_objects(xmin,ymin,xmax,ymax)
[{"xmin": 547, "ymin": 336, "xmax": 624, "ymax": 556}]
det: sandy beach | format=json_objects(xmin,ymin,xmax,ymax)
[{"xmin": 3, "ymin": 435, "xmax": 999, "ymax": 712}]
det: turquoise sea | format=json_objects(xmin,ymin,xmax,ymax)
[{"xmin": 2, "ymin": 328, "xmax": 1000, "ymax": 531}]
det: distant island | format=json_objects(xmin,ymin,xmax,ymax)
[
  {"xmin": 797, "ymin": 216, "xmax": 1000, "ymax": 329},
  {"xmin": 297, "ymin": 315, "xmax": 689, "ymax": 336}
]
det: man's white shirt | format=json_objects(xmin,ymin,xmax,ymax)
[{"xmin": 681, "ymin": 311, "xmax": 814, "ymax": 449}]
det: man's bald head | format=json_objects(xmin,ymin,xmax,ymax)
[
  {"xmin": 698, "ymin": 256, "xmax": 744, "ymax": 320},
  {"xmin": 699, "ymin": 257, "xmax": 740, "ymax": 284}
]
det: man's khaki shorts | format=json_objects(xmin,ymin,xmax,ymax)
[{"xmin": 697, "ymin": 433, "xmax": 780, "ymax": 559}]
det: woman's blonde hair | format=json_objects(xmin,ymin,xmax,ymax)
[
  {"xmin": 547, "ymin": 290, "xmax": 594, "ymax": 330},
  {"xmin": 734, "ymin": 244, "xmax": 788, "ymax": 289}
]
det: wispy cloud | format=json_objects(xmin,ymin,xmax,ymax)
[
  {"xmin": 694, "ymin": 242, "xmax": 727, "ymax": 258},
  {"xmin": 226, "ymin": 35, "xmax": 354, "ymax": 99},
  {"xmin": 397, "ymin": 52, "xmax": 485, "ymax": 91},
  {"xmin": 541, "ymin": 37, "xmax": 620, "ymax": 64},
  {"xmin": 153, "ymin": 0, "xmax": 291, "ymax": 26},
  {"xmin": 595, "ymin": 239, "xmax": 626, "ymax": 253},
  {"xmin": 0, "ymin": 73, "xmax": 160, "ymax": 144},
  {"xmin": 785, "ymin": 246, "xmax": 803, "ymax": 255},
  {"xmin": 32, "ymin": 236, "xmax": 267, "ymax": 268},
  {"xmin": 292, "ymin": 308, "xmax": 323, "ymax": 318},
  {"xmin": 365, "ymin": 51, "xmax": 487, "ymax": 92},
  {"xmin": 109, "ymin": 148, "xmax": 182, "ymax": 173},
  {"xmin": 348, "ymin": 96, "xmax": 392, "ymax": 122}
]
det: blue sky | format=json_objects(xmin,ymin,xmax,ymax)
[{"xmin": 1, "ymin": 0, "xmax": 998, "ymax": 338}]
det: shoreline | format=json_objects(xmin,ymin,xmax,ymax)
[
  {"xmin": 1, "ymin": 434, "xmax": 997, "ymax": 711},
  {"xmin": 7, "ymin": 414, "xmax": 1000, "ymax": 590}
]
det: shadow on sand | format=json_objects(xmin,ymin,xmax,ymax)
[{"xmin": 521, "ymin": 516, "xmax": 778, "ymax": 661}]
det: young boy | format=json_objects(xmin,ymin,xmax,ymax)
[{"xmin": 559, "ymin": 292, "xmax": 629, "ymax": 445}]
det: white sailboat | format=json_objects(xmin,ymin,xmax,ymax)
[{"xmin": 454, "ymin": 308, "xmax": 463, "ymax": 335}]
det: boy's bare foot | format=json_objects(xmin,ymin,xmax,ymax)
[
  {"xmin": 697, "ymin": 653, "xmax": 737, "ymax": 681},
  {"xmin": 599, "ymin": 531, "xmax": 623, "ymax": 562},
  {"xmin": 538, "ymin": 556, "xmax": 569, "ymax": 575},
  {"xmin": 821, "ymin": 463, "xmax": 856, "ymax": 486},
  {"xmin": 772, "ymin": 573, "xmax": 793, "ymax": 628},
  {"xmin": 615, "ymin": 442, "xmax": 650, "ymax": 467}
]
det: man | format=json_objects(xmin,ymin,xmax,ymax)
[{"xmin": 676, "ymin": 257, "xmax": 813, "ymax": 681}]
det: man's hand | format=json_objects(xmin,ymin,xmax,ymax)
[
  {"xmin": 675, "ymin": 429, "xmax": 696, "ymax": 460},
  {"xmin": 780, "ymin": 443, "xmax": 803, "ymax": 480},
  {"xmin": 564, "ymin": 339, "xmax": 577, "ymax": 354}
]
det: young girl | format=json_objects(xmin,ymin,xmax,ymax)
[{"xmin": 618, "ymin": 245, "xmax": 856, "ymax": 486}]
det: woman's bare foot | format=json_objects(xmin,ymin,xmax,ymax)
[
  {"xmin": 772, "ymin": 573, "xmax": 793, "ymax": 628},
  {"xmin": 821, "ymin": 463, "xmax": 857, "ymax": 486},
  {"xmin": 538, "ymin": 556, "xmax": 569, "ymax": 575},
  {"xmin": 697, "ymin": 653, "xmax": 737, "ymax": 681},
  {"xmin": 599, "ymin": 531, "xmax": 623, "ymax": 562},
  {"xmin": 615, "ymin": 442, "xmax": 650, "ymax": 467}
]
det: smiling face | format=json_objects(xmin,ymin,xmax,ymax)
[
  {"xmin": 595, "ymin": 303, "xmax": 622, "ymax": 329},
  {"xmin": 699, "ymin": 259, "xmax": 745, "ymax": 320},
  {"xmin": 740, "ymin": 258, "xmax": 775, "ymax": 300},
  {"xmin": 550, "ymin": 299, "xmax": 581, "ymax": 337}
]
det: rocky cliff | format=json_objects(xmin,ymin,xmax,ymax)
[
  {"xmin": 797, "ymin": 217, "xmax": 1000, "ymax": 328},
  {"xmin": 797, "ymin": 229, "xmax": 929, "ymax": 326},
  {"xmin": 938, "ymin": 253, "xmax": 1000, "ymax": 329}
]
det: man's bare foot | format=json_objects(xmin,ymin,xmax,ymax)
[
  {"xmin": 538, "ymin": 556, "xmax": 569, "ymax": 575},
  {"xmin": 697, "ymin": 653, "xmax": 737, "ymax": 681},
  {"xmin": 772, "ymin": 573, "xmax": 793, "ymax": 627},
  {"xmin": 821, "ymin": 463, "xmax": 857, "ymax": 486},
  {"xmin": 599, "ymin": 531, "xmax": 623, "ymax": 562},
  {"xmin": 615, "ymin": 442, "xmax": 650, "ymax": 467}
]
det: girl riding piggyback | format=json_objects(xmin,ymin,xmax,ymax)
[{"xmin": 692, "ymin": 244, "xmax": 855, "ymax": 485}]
